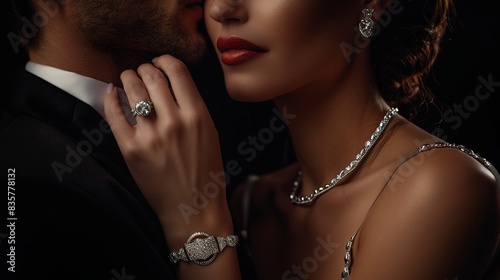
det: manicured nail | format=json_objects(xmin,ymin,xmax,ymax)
[{"xmin": 106, "ymin": 83, "xmax": 114, "ymax": 94}]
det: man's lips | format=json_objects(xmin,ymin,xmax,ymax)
[{"xmin": 217, "ymin": 37, "xmax": 267, "ymax": 65}]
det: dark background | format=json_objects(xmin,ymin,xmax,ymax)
[{"xmin": 4, "ymin": 0, "xmax": 499, "ymax": 194}]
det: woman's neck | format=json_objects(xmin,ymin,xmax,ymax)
[{"xmin": 273, "ymin": 65, "xmax": 390, "ymax": 195}]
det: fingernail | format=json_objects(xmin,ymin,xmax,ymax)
[
  {"xmin": 106, "ymin": 83, "xmax": 114, "ymax": 94},
  {"xmin": 152, "ymin": 57, "xmax": 159, "ymax": 65}
]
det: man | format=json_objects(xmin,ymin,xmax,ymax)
[{"xmin": 1, "ymin": 0, "xmax": 206, "ymax": 279}]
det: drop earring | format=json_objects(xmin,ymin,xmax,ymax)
[{"xmin": 359, "ymin": 7, "xmax": 375, "ymax": 38}]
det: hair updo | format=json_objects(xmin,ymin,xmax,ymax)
[{"xmin": 371, "ymin": 0, "xmax": 452, "ymax": 109}]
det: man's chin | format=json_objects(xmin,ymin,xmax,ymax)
[{"xmin": 177, "ymin": 37, "xmax": 208, "ymax": 66}]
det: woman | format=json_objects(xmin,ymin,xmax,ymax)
[{"xmin": 104, "ymin": 0, "xmax": 500, "ymax": 279}]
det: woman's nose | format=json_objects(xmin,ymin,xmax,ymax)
[{"xmin": 207, "ymin": 0, "xmax": 246, "ymax": 23}]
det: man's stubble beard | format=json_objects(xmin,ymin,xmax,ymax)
[{"xmin": 74, "ymin": 1, "xmax": 208, "ymax": 71}]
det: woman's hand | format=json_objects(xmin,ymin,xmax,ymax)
[{"xmin": 104, "ymin": 55, "xmax": 233, "ymax": 247}]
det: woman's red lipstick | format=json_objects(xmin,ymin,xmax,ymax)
[{"xmin": 217, "ymin": 37, "xmax": 267, "ymax": 66}]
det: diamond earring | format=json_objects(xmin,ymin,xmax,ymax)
[{"xmin": 359, "ymin": 7, "xmax": 375, "ymax": 38}]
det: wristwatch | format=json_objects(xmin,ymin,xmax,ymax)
[{"xmin": 168, "ymin": 232, "xmax": 239, "ymax": 266}]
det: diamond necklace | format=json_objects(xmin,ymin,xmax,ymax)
[{"xmin": 290, "ymin": 108, "xmax": 398, "ymax": 205}]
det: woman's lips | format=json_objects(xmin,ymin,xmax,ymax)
[{"xmin": 217, "ymin": 37, "xmax": 267, "ymax": 65}]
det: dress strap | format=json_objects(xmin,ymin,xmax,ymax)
[{"xmin": 341, "ymin": 142, "xmax": 499, "ymax": 280}]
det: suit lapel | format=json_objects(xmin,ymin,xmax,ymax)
[{"xmin": 11, "ymin": 68, "xmax": 136, "ymax": 190}]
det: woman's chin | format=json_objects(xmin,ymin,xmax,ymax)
[
  {"xmin": 224, "ymin": 81, "xmax": 281, "ymax": 103},
  {"xmin": 227, "ymin": 90, "xmax": 274, "ymax": 103}
]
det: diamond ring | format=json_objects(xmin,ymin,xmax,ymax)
[{"xmin": 131, "ymin": 100, "xmax": 154, "ymax": 117}]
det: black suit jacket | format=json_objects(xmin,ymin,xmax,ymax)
[{"xmin": 0, "ymin": 67, "xmax": 177, "ymax": 280}]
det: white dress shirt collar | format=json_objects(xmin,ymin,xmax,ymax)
[{"xmin": 25, "ymin": 61, "xmax": 135, "ymax": 124}]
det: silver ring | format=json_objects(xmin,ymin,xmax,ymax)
[{"xmin": 131, "ymin": 100, "xmax": 154, "ymax": 117}]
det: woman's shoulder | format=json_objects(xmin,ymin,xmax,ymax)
[
  {"xmin": 392, "ymin": 142, "xmax": 499, "ymax": 195},
  {"xmin": 388, "ymin": 117, "xmax": 498, "ymax": 195},
  {"xmin": 383, "ymin": 141, "xmax": 499, "ymax": 234},
  {"xmin": 350, "ymin": 141, "xmax": 500, "ymax": 279}
]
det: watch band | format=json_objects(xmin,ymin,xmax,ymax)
[{"xmin": 169, "ymin": 232, "xmax": 239, "ymax": 266}]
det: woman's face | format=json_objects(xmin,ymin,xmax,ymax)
[{"xmin": 205, "ymin": 0, "xmax": 363, "ymax": 102}]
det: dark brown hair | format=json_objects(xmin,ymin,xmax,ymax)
[{"xmin": 371, "ymin": 0, "xmax": 453, "ymax": 110}]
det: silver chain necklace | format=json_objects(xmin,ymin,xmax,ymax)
[{"xmin": 290, "ymin": 108, "xmax": 399, "ymax": 205}]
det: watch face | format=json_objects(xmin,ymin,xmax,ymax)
[{"xmin": 186, "ymin": 233, "xmax": 219, "ymax": 265}]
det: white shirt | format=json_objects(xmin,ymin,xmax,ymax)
[{"xmin": 25, "ymin": 61, "xmax": 135, "ymax": 124}]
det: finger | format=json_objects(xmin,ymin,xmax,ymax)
[
  {"xmin": 136, "ymin": 63, "xmax": 178, "ymax": 119},
  {"xmin": 121, "ymin": 69, "xmax": 156, "ymax": 125},
  {"xmin": 104, "ymin": 84, "xmax": 135, "ymax": 143},
  {"xmin": 152, "ymin": 55, "xmax": 205, "ymax": 110}
]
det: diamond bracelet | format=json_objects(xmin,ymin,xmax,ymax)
[{"xmin": 168, "ymin": 232, "xmax": 239, "ymax": 266}]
